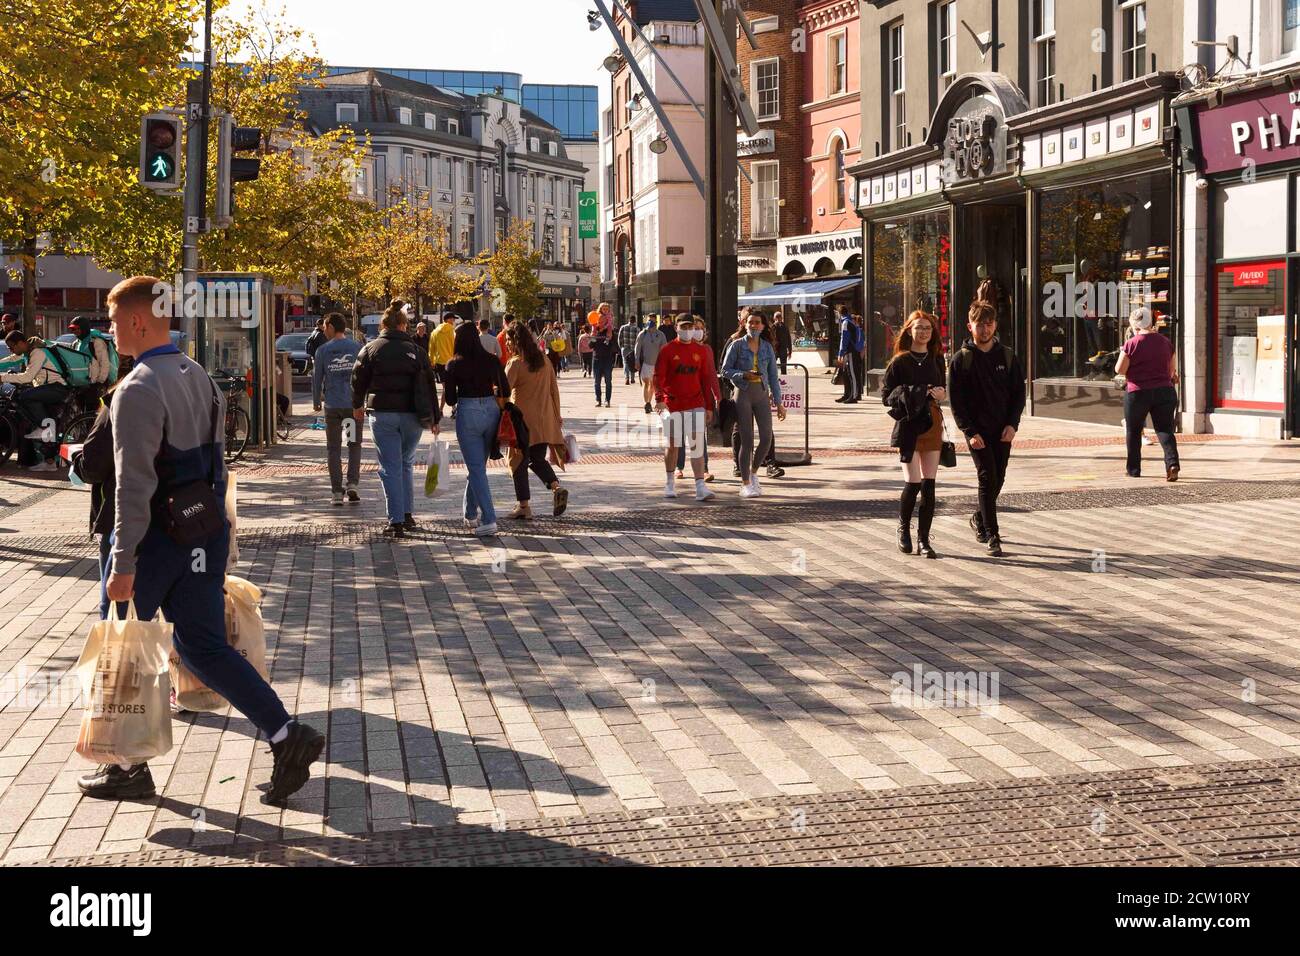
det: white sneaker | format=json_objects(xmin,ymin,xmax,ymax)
[
  {"xmin": 739, "ymin": 481, "xmax": 759, "ymax": 499},
  {"xmin": 473, "ymin": 522, "xmax": 499, "ymax": 536},
  {"xmin": 749, "ymin": 476, "xmax": 762, "ymax": 497},
  {"xmin": 332, "ymin": 491, "xmax": 344, "ymax": 506},
  {"xmin": 23, "ymin": 427, "xmax": 47, "ymax": 440},
  {"xmin": 664, "ymin": 477, "xmax": 678, "ymax": 498},
  {"xmin": 27, "ymin": 459, "xmax": 58, "ymax": 472},
  {"xmin": 695, "ymin": 480, "xmax": 715, "ymax": 501},
  {"xmin": 463, "ymin": 517, "xmax": 479, "ymax": 530}
]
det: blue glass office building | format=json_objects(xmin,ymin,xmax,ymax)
[{"xmin": 326, "ymin": 67, "xmax": 597, "ymax": 142}]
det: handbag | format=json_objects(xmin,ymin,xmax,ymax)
[
  {"xmin": 939, "ymin": 409, "xmax": 958, "ymax": 469},
  {"xmin": 831, "ymin": 364, "xmax": 846, "ymax": 387},
  {"xmin": 160, "ymin": 377, "xmax": 226, "ymax": 546}
]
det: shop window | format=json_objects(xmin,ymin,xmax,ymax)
[
  {"xmin": 1034, "ymin": 172, "xmax": 1172, "ymax": 383},
  {"xmin": 870, "ymin": 210, "xmax": 952, "ymax": 368},
  {"xmin": 1217, "ymin": 178, "xmax": 1288, "ymax": 260},
  {"xmin": 1214, "ymin": 263, "xmax": 1287, "ymax": 409}
]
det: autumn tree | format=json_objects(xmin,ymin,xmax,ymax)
[
  {"xmin": 488, "ymin": 218, "xmax": 543, "ymax": 319},
  {"xmin": 0, "ymin": 0, "xmax": 199, "ymax": 322}
]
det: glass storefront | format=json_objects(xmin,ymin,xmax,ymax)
[
  {"xmin": 1034, "ymin": 171, "xmax": 1172, "ymax": 383},
  {"xmin": 1213, "ymin": 261, "xmax": 1286, "ymax": 409},
  {"xmin": 869, "ymin": 208, "xmax": 952, "ymax": 368}
]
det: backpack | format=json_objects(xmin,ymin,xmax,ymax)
[
  {"xmin": 41, "ymin": 343, "xmax": 95, "ymax": 388},
  {"xmin": 84, "ymin": 330, "xmax": 119, "ymax": 384}
]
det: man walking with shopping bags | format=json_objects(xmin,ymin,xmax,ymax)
[{"xmin": 82, "ymin": 276, "xmax": 324, "ymax": 803}]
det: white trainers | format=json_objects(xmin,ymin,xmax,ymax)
[
  {"xmin": 739, "ymin": 480, "xmax": 759, "ymax": 499},
  {"xmin": 332, "ymin": 491, "xmax": 344, "ymax": 506},
  {"xmin": 695, "ymin": 480, "xmax": 715, "ymax": 501},
  {"xmin": 23, "ymin": 427, "xmax": 48, "ymax": 440},
  {"xmin": 473, "ymin": 522, "xmax": 499, "ymax": 536},
  {"xmin": 664, "ymin": 477, "xmax": 678, "ymax": 498},
  {"xmin": 27, "ymin": 459, "xmax": 58, "ymax": 472},
  {"xmin": 749, "ymin": 476, "xmax": 762, "ymax": 497}
]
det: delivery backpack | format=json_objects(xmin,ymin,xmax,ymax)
[
  {"xmin": 42, "ymin": 334, "xmax": 118, "ymax": 388},
  {"xmin": 83, "ymin": 330, "xmax": 120, "ymax": 384}
]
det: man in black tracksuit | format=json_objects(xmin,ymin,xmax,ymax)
[{"xmin": 948, "ymin": 300, "xmax": 1026, "ymax": 557}]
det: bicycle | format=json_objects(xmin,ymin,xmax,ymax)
[
  {"xmin": 212, "ymin": 369, "xmax": 251, "ymax": 464},
  {"xmin": 0, "ymin": 384, "xmax": 98, "ymax": 468}
]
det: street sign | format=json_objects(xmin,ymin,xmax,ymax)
[{"xmin": 578, "ymin": 191, "xmax": 598, "ymax": 239}]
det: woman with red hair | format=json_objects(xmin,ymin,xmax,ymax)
[{"xmin": 881, "ymin": 311, "xmax": 947, "ymax": 558}]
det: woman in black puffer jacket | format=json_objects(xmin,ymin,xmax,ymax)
[{"xmin": 351, "ymin": 300, "xmax": 441, "ymax": 538}]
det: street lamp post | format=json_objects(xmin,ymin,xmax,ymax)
[{"xmin": 704, "ymin": 0, "xmax": 738, "ymax": 350}]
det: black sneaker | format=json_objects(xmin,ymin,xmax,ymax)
[
  {"xmin": 732, "ymin": 465, "xmax": 741, "ymax": 477},
  {"xmin": 346, "ymin": 487, "xmax": 360, "ymax": 503},
  {"xmin": 402, "ymin": 513, "xmax": 418, "ymax": 532},
  {"xmin": 969, "ymin": 512, "xmax": 989, "ymax": 544},
  {"xmin": 644, "ymin": 402, "xmax": 652, "ymax": 414},
  {"xmin": 265, "ymin": 721, "xmax": 326, "ymax": 805},
  {"xmin": 77, "ymin": 763, "xmax": 155, "ymax": 800},
  {"xmin": 987, "ymin": 535, "xmax": 1004, "ymax": 557},
  {"xmin": 382, "ymin": 522, "xmax": 406, "ymax": 539},
  {"xmin": 766, "ymin": 464, "xmax": 785, "ymax": 479}
]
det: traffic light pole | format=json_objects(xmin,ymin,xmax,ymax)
[
  {"xmin": 704, "ymin": 0, "xmax": 739, "ymax": 351},
  {"xmin": 182, "ymin": 0, "xmax": 214, "ymax": 366}
]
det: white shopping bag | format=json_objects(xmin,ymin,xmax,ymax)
[
  {"xmin": 563, "ymin": 432, "xmax": 581, "ymax": 464},
  {"xmin": 424, "ymin": 439, "xmax": 450, "ymax": 497},
  {"xmin": 75, "ymin": 602, "xmax": 174, "ymax": 765}
]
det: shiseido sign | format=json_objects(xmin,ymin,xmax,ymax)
[
  {"xmin": 1196, "ymin": 88, "xmax": 1300, "ymax": 174},
  {"xmin": 942, "ymin": 97, "xmax": 1008, "ymax": 183}
]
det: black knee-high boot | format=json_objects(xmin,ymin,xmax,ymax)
[
  {"xmin": 898, "ymin": 482, "xmax": 921, "ymax": 553},
  {"xmin": 916, "ymin": 479, "xmax": 937, "ymax": 558}
]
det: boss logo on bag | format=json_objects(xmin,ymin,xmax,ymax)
[{"xmin": 181, "ymin": 502, "xmax": 207, "ymax": 519}]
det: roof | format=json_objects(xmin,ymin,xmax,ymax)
[{"xmin": 632, "ymin": 0, "xmax": 700, "ymax": 24}]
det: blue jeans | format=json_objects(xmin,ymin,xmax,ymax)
[
  {"xmin": 371, "ymin": 411, "xmax": 423, "ymax": 524},
  {"xmin": 593, "ymin": 360, "xmax": 614, "ymax": 403},
  {"xmin": 103, "ymin": 524, "xmax": 290, "ymax": 738},
  {"xmin": 455, "ymin": 397, "xmax": 500, "ymax": 525}
]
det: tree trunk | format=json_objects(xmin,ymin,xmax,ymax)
[{"xmin": 22, "ymin": 236, "xmax": 37, "ymax": 328}]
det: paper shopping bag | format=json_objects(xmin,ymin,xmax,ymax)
[
  {"xmin": 167, "ymin": 575, "xmax": 269, "ymax": 714},
  {"xmin": 424, "ymin": 440, "xmax": 450, "ymax": 498},
  {"xmin": 563, "ymin": 432, "xmax": 581, "ymax": 464},
  {"xmin": 75, "ymin": 602, "xmax": 174, "ymax": 765}
]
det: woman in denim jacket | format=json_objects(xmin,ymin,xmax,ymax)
[{"xmin": 721, "ymin": 311, "xmax": 786, "ymax": 498}]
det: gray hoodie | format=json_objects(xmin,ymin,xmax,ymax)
[{"xmin": 635, "ymin": 327, "xmax": 667, "ymax": 370}]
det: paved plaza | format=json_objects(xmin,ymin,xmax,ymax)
[{"xmin": 2, "ymin": 368, "xmax": 1300, "ymax": 865}]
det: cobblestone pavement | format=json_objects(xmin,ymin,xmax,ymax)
[{"xmin": 1, "ymin": 369, "xmax": 1299, "ymax": 864}]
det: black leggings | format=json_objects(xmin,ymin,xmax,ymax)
[
  {"xmin": 969, "ymin": 437, "xmax": 1012, "ymax": 537},
  {"xmin": 512, "ymin": 443, "xmax": 559, "ymax": 502}
]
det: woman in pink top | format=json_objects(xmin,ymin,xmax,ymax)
[{"xmin": 1115, "ymin": 307, "xmax": 1180, "ymax": 481}]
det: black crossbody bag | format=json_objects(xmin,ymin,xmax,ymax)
[{"xmin": 160, "ymin": 378, "xmax": 226, "ymax": 546}]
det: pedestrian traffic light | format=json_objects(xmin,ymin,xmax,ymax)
[
  {"xmin": 215, "ymin": 112, "xmax": 263, "ymax": 228},
  {"xmin": 139, "ymin": 112, "xmax": 182, "ymax": 192}
]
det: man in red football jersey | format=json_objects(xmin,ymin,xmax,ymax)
[{"xmin": 654, "ymin": 314, "xmax": 719, "ymax": 501}]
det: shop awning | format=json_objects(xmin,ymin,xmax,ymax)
[{"xmin": 737, "ymin": 276, "xmax": 861, "ymax": 306}]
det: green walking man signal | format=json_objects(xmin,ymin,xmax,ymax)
[{"xmin": 139, "ymin": 112, "xmax": 182, "ymax": 193}]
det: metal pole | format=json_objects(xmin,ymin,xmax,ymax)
[
  {"xmin": 182, "ymin": 0, "xmax": 213, "ymax": 366},
  {"xmin": 591, "ymin": 0, "xmax": 706, "ymax": 199},
  {"xmin": 704, "ymin": 0, "xmax": 739, "ymax": 351}
]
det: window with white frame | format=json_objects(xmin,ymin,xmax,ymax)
[
  {"xmin": 398, "ymin": 107, "xmax": 412, "ymax": 125},
  {"xmin": 421, "ymin": 154, "xmax": 432, "ymax": 189},
  {"xmin": 751, "ymin": 15, "xmax": 778, "ymax": 34},
  {"xmin": 462, "ymin": 160, "xmax": 475, "ymax": 193},
  {"xmin": 560, "ymin": 223, "xmax": 571, "ymax": 264},
  {"xmin": 1286, "ymin": 0, "xmax": 1300, "ymax": 55},
  {"xmin": 830, "ymin": 137, "xmax": 846, "ymax": 213},
  {"xmin": 889, "ymin": 22, "xmax": 906, "ymax": 149},
  {"xmin": 1121, "ymin": 1, "xmax": 1148, "ymax": 80},
  {"xmin": 753, "ymin": 58, "xmax": 780, "ymax": 120},
  {"xmin": 438, "ymin": 156, "xmax": 452, "ymax": 191},
  {"xmin": 460, "ymin": 213, "xmax": 474, "ymax": 255},
  {"xmin": 543, "ymin": 177, "xmax": 554, "ymax": 205},
  {"xmin": 336, "ymin": 103, "xmax": 358, "ymax": 123},
  {"xmin": 526, "ymin": 174, "xmax": 535, "ymax": 202},
  {"xmin": 548, "ymin": 142, "xmax": 557, "ymax": 156},
  {"xmin": 752, "ymin": 160, "xmax": 779, "ymax": 239},
  {"xmin": 424, "ymin": 113, "xmax": 435, "ymax": 130},
  {"xmin": 530, "ymin": 136, "xmax": 540, "ymax": 153},
  {"xmin": 1034, "ymin": 0, "xmax": 1056, "ymax": 106},
  {"xmin": 829, "ymin": 31, "xmax": 848, "ymax": 95},
  {"xmin": 938, "ymin": 1, "xmax": 957, "ymax": 87},
  {"xmin": 446, "ymin": 118, "xmax": 459, "ymax": 135}
]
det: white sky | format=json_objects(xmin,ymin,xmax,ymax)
[{"xmin": 216, "ymin": 0, "xmax": 613, "ymax": 88}]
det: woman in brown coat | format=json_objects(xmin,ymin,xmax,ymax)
[{"xmin": 505, "ymin": 323, "xmax": 569, "ymax": 519}]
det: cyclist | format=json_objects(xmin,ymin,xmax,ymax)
[
  {"xmin": 68, "ymin": 316, "xmax": 117, "ymax": 391},
  {"xmin": 1, "ymin": 330, "xmax": 70, "ymax": 470}
]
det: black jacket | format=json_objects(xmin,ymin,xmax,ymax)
[
  {"xmin": 882, "ymin": 351, "xmax": 945, "ymax": 462},
  {"xmin": 588, "ymin": 333, "xmax": 618, "ymax": 365},
  {"xmin": 305, "ymin": 328, "xmax": 326, "ymax": 357},
  {"xmin": 773, "ymin": 322, "xmax": 793, "ymax": 360},
  {"xmin": 73, "ymin": 396, "xmax": 115, "ymax": 535},
  {"xmin": 351, "ymin": 330, "xmax": 440, "ymax": 424},
  {"xmin": 947, "ymin": 339, "xmax": 1026, "ymax": 440}
]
